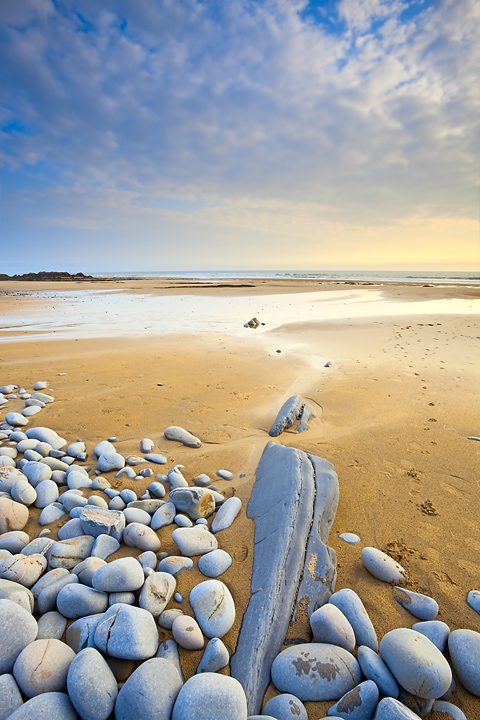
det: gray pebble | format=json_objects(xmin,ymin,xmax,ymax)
[
  {"xmin": 94, "ymin": 441, "xmax": 116, "ymax": 457},
  {"xmin": 329, "ymin": 588, "xmax": 378, "ymax": 651},
  {"xmin": 38, "ymin": 503, "xmax": 66, "ymax": 525},
  {"xmin": 411, "ymin": 620, "xmax": 450, "ymax": 653},
  {"xmin": 92, "ymin": 556, "xmax": 145, "ymax": 592},
  {"xmin": 37, "ymin": 573, "xmax": 79, "ymax": 614},
  {"xmin": 216, "ymin": 469, "xmax": 234, "ymax": 481},
  {"xmin": 72, "ymin": 557, "xmax": 107, "ymax": 586},
  {"xmin": 0, "ymin": 673, "xmax": 23, "ymax": 720},
  {"xmin": 158, "ymin": 609, "xmax": 184, "ymax": 630},
  {"xmin": 11, "ymin": 480, "xmax": 37, "ymax": 506},
  {"xmin": 145, "ymin": 453, "xmax": 167, "ymax": 464},
  {"xmin": 158, "ymin": 555, "xmax": 194, "ymax": 577},
  {"xmin": 168, "ymin": 465, "xmax": 189, "ymax": 488},
  {"xmin": 0, "ymin": 577, "xmax": 34, "ymax": 612},
  {"xmin": 48, "ymin": 535, "xmax": 95, "ymax": 569},
  {"xmin": 0, "ymin": 553, "xmax": 47, "ymax": 588},
  {"xmin": 194, "ymin": 474, "xmax": 212, "ymax": 487},
  {"xmin": 198, "ymin": 549, "xmax": 232, "ymax": 578},
  {"xmin": 67, "ymin": 646, "xmax": 118, "ymax": 720},
  {"xmin": 151, "ymin": 502, "xmax": 176, "ymax": 530},
  {"xmin": 115, "ymin": 657, "xmax": 183, "ymax": 720},
  {"xmin": 90, "ymin": 476, "xmax": 111, "ymax": 490},
  {"xmin": 197, "ymin": 637, "xmax": 229, "ymax": 673},
  {"xmin": 149, "ymin": 481, "xmax": 166, "ymax": 498},
  {"xmin": 361, "ymin": 547, "xmax": 407, "ymax": 583},
  {"xmin": 66, "ymin": 470, "xmax": 92, "ymax": 489},
  {"xmin": 7, "ymin": 692, "xmax": 77, "ymax": 720},
  {"xmin": 139, "ymin": 571, "xmax": 176, "ymax": 617},
  {"xmin": 109, "ymin": 496, "xmax": 126, "ymax": 510},
  {"xmin": 97, "ymin": 452, "xmax": 125, "ymax": 472},
  {"xmin": 432, "ymin": 700, "xmax": 467, "ymax": 720},
  {"xmin": 124, "ymin": 507, "xmax": 151, "ymax": 525},
  {"xmin": 309, "ymin": 603, "xmax": 355, "ymax": 652},
  {"xmin": 156, "ymin": 637, "xmax": 184, "ymax": 680},
  {"xmin": 172, "ymin": 525, "xmax": 218, "ymax": 556},
  {"xmin": 0, "ymin": 599, "xmax": 38, "ymax": 674},
  {"xmin": 123, "ymin": 522, "xmax": 161, "ymax": 552},
  {"xmin": 80, "ymin": 506, "xmax": 125, "ymax": 542},
  {"xmin": 65, "ymin": 613, "xmax": 104, "ymax": 653},
  {"xmin": 13, "ymin": 638, "xmax": 75, "ymax": 697},
  {"xmin": 94, "ymin": 603, "xmax": 159, "ymax": 660},
  {"xmin": 128, "ymin": 499, "xmax": 165, "ymax": 514},
  {"xmin": 190, "ymin": 579, "xmax": 235, "ymax": 639},
  {"xmin": 271, "ymin": 643, "xmax": 361, "ymax": 701},
  {"xmin": 211, "ymin": 496, "xmax": 242, "ymax": 533},
  {"xmin": 109, "ymin": 591, "xmax": 136, "ymax": 606},
  {"xmin": 140, "ymin": 438, "xmax": 155, "ymax": 453},
  {"xmin": 0, "ymin": 530, "xmax": 29, "ymax": 554},
  {"xmin": 172, "ymin": 614, "xmax": 204, "ymax": 650},
  {"xmin": 137, "ymin": 550, "xmax": 158, "ymax": 573},
  {"xmin": 30, "ymin": 567, "xmax": 69, "ymax": 598},
  {"xmin": 57, "ymin": 517, "xmax": 84, "ymax": 540},
  {"xmin": 36, "ymin": 611, "xmax": 67, "ymax": 640},
  {"xmin": 125, "ymin": 455, "xmax": 145, "ymax": 466},
  {"xmin": 467, "ymin": 589, "xmax": 480, "ymax": 615},
  {"xmin": 175, "ymin": 513, "xmax": 193, "ymax": 527},
  {"xmin": 373, "ymin": 697, "xmax": 422, "ymax": 719},
  {"xmin": 171, "ymin": 673, "xmax": 247, "ymax": 720},
  {"xmin": 87, "ymin": 495, "xmax": 108, "ymax": 508},
  {"xmin": 328, "ymin": 679, "xmax": 379, "ymax": 719},
  {"xmin": 448, "ymin": 628, "xmax": 480, "ymax": 696},
  {"xmin": 174, "ymin": 592, "xmax": 183, "ymax": 603},
  {"xmin": 91, "ymin": 533, "xmax": 120, "ymax": 560},
  {"xmin": 393, "ymin": 586, "xmax": 439, "ymax": 621},
  {"xmin": 56, "ymin": 583, "xmax": 109, "ymax": 618},
  {"xmin": 357, "ymin": 645, "xmax": 399, "ymax": 698},
  {"xmin": 120, "ymin": 488, "xmax": 137, "ymax": 503}
]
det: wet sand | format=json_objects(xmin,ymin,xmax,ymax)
[{"xmin": 1, "ymin": 277, "xmax": 479, "ymax": 717}]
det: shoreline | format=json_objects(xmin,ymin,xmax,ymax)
[{"xmin": 1, "ymin": 280, "xmax": 479, "ymax": 717}]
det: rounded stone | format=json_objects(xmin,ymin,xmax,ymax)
[
  {"xmin": 97, "ymin": 452, "xmax": 125, "ymax": 472},
  {"xmin": 0, "ymin": 577, "xmax": 34, "ymax": 612},
  {"xmin": 23, "ymin": 462, "xmax": 52, "ymax": 485},
  {"xmin": 11, "ymin": 479, "xmax": 37, "ymax": 506},
  {"xmin": 150, "ymin": 502, "xmax": 176, "ymax": 530},
  {"xmin": 0, "ymin": 530, "xmax": 30, "ymax": 554},
  {"xmin": 361, "ymin": 547, "xmax": 407, "ymax": 583},
  {"xmin": 357, "ymin": 645, "xmax": 399, "ymax": 698},
  {"xmin": 8, "ymin": 692, "xmax": 77, "ymax": 720},
  {"xmin": 0, "ymin": 497, "xmax": 29, "ymax": 534},
  {"xmin": 169, "ymin": 487, "xmax": 216, "ymax": 520},
  {"xmin": 197, "ymin": 637, "xmax": 229, "ymax": 673},
  {"xmin": 309, "ymin": 604, "xmax": 356, "ymax": 652},
  {"xmin": 329, "ymin": 588, "xmax": 378, "ymax": 651},
  {"xmin": 264, "ymin": 694, "xmax": 308, "ymax": 720},
  {"xmin": 210, "ymin": 496, "xmax": 242, "ymax": 533},
  {"xmin": 411, "ymin": 620, "xmax": 450, "ymax": 653},
  {"xmin": 157, "ymin": 555, "xmax": 194, "ymax": 577},
  {"xmin": 109, "ymin": 591, "xmax": 136, "ymax": 606},
  {"xmin": 327, "ymin": 679, "xmax": 379, "ymax": 719},
  {"xmin": 13, "ymin": 638, "xmax": 75, "ymax": 697},
  {"xmin": 0, "ymin": 673, "xmax": 23, "ymax": 718},
  {"xmin": 123, "ymin": 522, "xmax": 161, "ymax": 552},
  {"xmin": 36, "ymin": 611, "xmax": 68, "ymax": 640},
  {"xmin": 0, "ymin": 598, "xmax": 38, "ymax": 674},
  {"xmin": 190, "ymin": 579, "xmax": 235, "ymax": 639},
  {"xmin": 56, "ymin": 583, "xmax": 109, "ymax": 618},
  {"xmin": 271, "ymin": 643, "xmax": 361, "ymax": 702},
  {"xmin": 172, "ymin": 673, "xmax": 247, "ymax": 720},
  {"xmin": 115, "ymin": 657, "xmax": 183, "ymax": 720},
  {"xmin": 37, "ymin": 573, "xmax": 79, "ymax": 614},
  {"xmin": 67, "ymin": 646, "xmax": 118, "ymax": 720},
  {"xmin": 448, "ymin": 628, "xmax": 480, "ymax": 696},
  {"xmin": 65, "ymin": 613, "xmax": 104, "ymax": 653},
  {"xmin": 172, "ymin": 614, "xmax": 204, "ymax": 650},
  {"xmin": 5, "ymin": 413, "xmax": 28, "ymax": 427},
  {"xmin": 33, "ymin": 479, "xmax": 59, "ymax": 508},
  {"xmin": 172, "ymin": 525, "xmax": 218, "ymax": 556},
  {"xmin": 72, "ymin": 556, "xmax": 107, "ymax": 586},
  {"xmin": 94, "ymin": 603, "xmax": 159, "ymax": 660},
  {"xmin": 393, "ymin": 586, "xmax": 439, "ymax": 620},
  {"xmin": 372, "ymin": 697, "xmax": 421, "ymax": 719},
  {"xmin": 432, "ymin": 700, "xmax": 468, "ymax": 720},
  {"xmin": 139, "ymin": 571, "xmax": 176, "ymax": 617},
  {"xmin": 48, "ymin": 535, "xmax": 95, "ymax": 569},
  {"xmin": 0, "ymin": 553, "xmax": 47, "ymax": 588},
  {"xmin": 380, "ymin": 628, "xmax": 452, "ymax": 699},
  {"xmin": 158, "ymin": 608, "xmax": 184, "ymax": 630},
  {"xmin": 198, "ymin": 549, "xmax": 233, "ymax": 578},
  {"xmin": 123, "ymin": 507, "xmax": 151, "ymax": 525},
  {"xmin": 92, "ymin": 556, "xmax": 145, "ymax": 592}
]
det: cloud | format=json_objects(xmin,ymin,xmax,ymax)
[{"xmin": 0, "ymin": 0, "xmax": 478, "ymax": 270}]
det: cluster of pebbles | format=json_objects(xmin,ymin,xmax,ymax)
[{"xmin": 0, "ymin": 381, "xmax": 479, "ymax": 720}]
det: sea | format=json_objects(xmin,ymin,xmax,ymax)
[{"xmin": 89, "ymin": 270, "xmax": 480, "ymax": 284}]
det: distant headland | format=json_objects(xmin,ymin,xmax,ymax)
[{"xmin": 0, "ymin": 271, "xmax": 94, "ymax": 281}]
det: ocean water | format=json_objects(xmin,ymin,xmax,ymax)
[{"xmin": 90, "ymin": 269, "xmax": 480, "ymax": 284}]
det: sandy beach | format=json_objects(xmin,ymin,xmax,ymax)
[{"xmin": 1, "ymin": 277, "xmax": 479, "ymax": 718}]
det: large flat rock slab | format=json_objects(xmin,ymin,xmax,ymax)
[{"xmin": 230, "ymin": 442, "xmax": 339, "ymax": 715}]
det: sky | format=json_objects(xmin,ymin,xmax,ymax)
[{"xmin": 1, "ymin": 0, "xmax": 479, "ymax": 274}]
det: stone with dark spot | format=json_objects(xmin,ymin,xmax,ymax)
[
  {"xmin": 393, "ymin": 586, "xmax": 438, "ymax": 621},
  {"xmin": 263, "ymin": 693, "xmax": 308, "ymax": 720},
  {"xmin": 13, "ymin": 638, "xmax": 75, "ymax": 698},
  {"xmin": 271, "ymin": 643, "xmax": 361, "ymax": 702},
  {"xmin": 327, "ymin": 679, "xmax": 379, "ymax": 719}
]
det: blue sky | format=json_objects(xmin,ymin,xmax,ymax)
[{"xmin": 1, "ymin": 0, "xmax": 478, "ymax": 273}]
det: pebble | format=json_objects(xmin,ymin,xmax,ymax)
[
  {"xmin": 158, "ymin": 555, "xmax": 194, "ymax": 577},
  {"xmin": 0, "ymin": 497, "xmax": 29, "ymax": 533},
  {"xmin": 328, "ymin": 679, "xmax": 379, "ymax": 719},
  {"xmin": 0, "ymin": 530, "xmax": 30, "ymax": 554},
  {"xmin": 66, "ymin": 441, "xmax": 86, "ymax": 458},
  {"xmin": 174, "ymin": 591, "xmax": 183, "ymax": 603},
  {"xmin": 92, "ymin": 556, "xmax": 145, "ymax": 592},
  {"xmin": 175, "ymin": 513, "xmax": 193, "ymax": 527},
  {"xmin": 1, "ymin": 553, "xmax": 48, "ymax": 587},
  {"xmin": 116, "ymin": 466, "xmax": 136, "ymax": 479},
  {"xmin": 309, "ymin": 603, "xmax": 356, "ymax": 652},
  {"xmin": 380, "ymin": 628, "xmax": 452, "ymax": 699},
  {"xmin": 37, "ymin": 573, "xmax": 79, "ymax": 614},
  {"xmin": 125, "ymin": 455, "xmax": 145, "ymax": 466},
  {"xmin": 56, "ymin": 583, "xmax": 109, "ymax": 618},
  {"xmin": 197, "ymin": 637, "xmax": 230, "ymax": 674},
  {"xmin": 23, "ymin": 406, "xmax": 41, "ymax": 417},
  {"xmin": 0, "ymin": 447, "xmax": 17, "ymax": 459},
  {"xmin": 72, "ymin": 557, "xmax": 107, "ymax": 586},
  {"xmin": 139, "ymin": 571, "xmax": 176, "ymax": 617},
  {"xmin": 432, "ymin": 700, "xmax": 468, "ymax": 720},
  {"xmin": 211, "ymin": 496, "xmax": 242, "ymax": 533},
  {"xmin": 448, "ymin": 628, "xmax": 480, "ymax": 696},
  {"xmin": 190, "ymin": 579, "xmax": 235, "ymax": 639},
  {"xmin": 0, "ymin": 577, "xmax": 34, "ymax": 612},
  {"xmin": 24, "ymin": 449, "xmax": 43, "ymax": 462},
  {"xmin": 172, "ymin": 524, "xmax": 218, "ymax": 556},
  {"xmin": 109, "ymin": 591, "xmax": 136, "ymax": 605},
  {"xmin": 120, "ymin": 488, "xmax": 137, "ymax": 503},
  {"xmin": 168, "ymin": 465, "xmax": 189, "ymax": 488},
  {"xmin": 31, "ymin": 567, "xmax": 69, "ymax": 598},
  {"xmin": 109, "ymin": 496, "xmax": 126, "ymax": 510},
  {"xmin": 80, "ymin": 506, "xmax": 125, "ymax": 541},
  {"xmin": 97, "ymin": 452, "xmax": 125, "ymax": 472},
  {"xmin": 48, "ymin": 535, "xmax": 95, "ymax": 569},
  {"xmin": 11, "ymin": 479, "xmax": 37, "ymax": 506},
  {"xmin": 5, "ymin": 413, "xmax": 28, "ymax": 427},
  {"xmin": 30, "ymin": 392, "xmax": 54, "ymax": 403},
  {"xmin": 94, "ymin": 440, "xmax": 116, "ymax": 456},
  {"xmin": 361, "ymin": 547, "xmax": 407, "ymax": 583},
  {"xmin": 171, "ymin": 673, "xmax": 247, "ymax": 720},
  {"xmin": 7, "ymin": 692, "xmax": 77, "ymax": 719},
  {"xmin": 25, "ymin": 427, "xmax": 66, "ymax": 450},
  {"xmin": 13, "ymin": 638, "xmax": 75, "ymax": 697},
  {"xmin": 124, "ymin": 507, "xmax": 151, "ymax": 525},
  {"xmin": 23, "ymin": 535, "xmax": 54, "ymax": 556},
  {"xmin": 123, "ymin": 522, "xmax": 161, "ymax": 551},
  {"xmin": 216, "ymin": 469, "xmax": 234, "ymax": 480},
  {"xmin": 0, "ymin": 673, "xmax": 23, "ymax": 719},
  {"xmin": 194, "ymin": 473, "xmax": 212, "ymax": 487},
  {"xmin": 41, "ymin": 457, "xmax": 69, "ymax": 471},
  {"xmin": 38, "ymin": 502, "xmax": 66, "ymax": 525},
  {"xmin": 33, "ymin": 479, "xmax": 59, "ymax": 508},
  {"xmin": 145, "ymin": 453, "xmax": 167, "ymax": 464},
  {"xmin": 67, "ymin": 646, "xmax": 118, "ymax": 720},
  {"xmin": 91, "ymin": 533, "xmax": 120, "ymax": 560},
  {"xmin": 158, "ymin": 608, "xmax": 185, "ymax": 629},
  {"xmin": 0, "ymin": 456, "xmax": 15, "ymax": 468},
  {"xmin": 271, "ymin": 643, "xmax": 361, "ymax": 701},
  {"xmin": 128, "ymin": 499, "xmax": 165, "ymax": 514},
  {"xmin": 164, "ymin": 425, "xmax": 202, "ymax": 448},
  {"xmin": 137, "ymin": 550, "xmax": 158, "ymax": 573},
  {"xmin": 59, "ymin": 491, "xmax": 87, "ymax": 512},
  {"xmin": 94, "ymin": 603, "xmax": 159, "ymax": 660},
  {"xmin": 411, "ymin": 620, "xmax": 450, "ymax": 653},
  {"xmin": 138, "ymin": 468, "xmax": 154, "ymax": 478},
  {"xmin": 263, "ymin": 694, "xmax": 308, "ymax": 720},
  {"xmin": 115, "ymin": 657, "xmax": 183, "ymax": 720},
  {"xmin": 170, "ymin": 487, "xmax": 216, "ymax": 520},
  {"xmin": 393, "ymin": 586, "xmax": 438, "ymax": 620},
  {"xmin": 88, "ymin": 495, "xmax": 109, "ymax": 508},
  {"xmin": 36, "ymin": 611, "xmax": 67, "ymax": 640},
  {"xmin": 357, "ymin": 645, "xmax": 399, "ymax": 698},
  {"xmin": 156, "ymin": 638, "xmax": 184, "ymax": 680},
  {"xmin": 172, "ymin": 614, "xmax": 204, "ymax": 650},
  {"xmin": 466, "ymin": 589, "xmax": 480, "ymax": 615},
  {"xmin": 151, "ymin": 502, "xmax": 176, "ymax": 529},
  {"xmin": 67, "ymin": 470, "xmax": 93, "ymax": 489},
  {"xmin": 65, "ymin": 613, "xmax": 104, "ymax": 653},
  {"xmin": 329, "ymin": 588, "xmax": 378, "ymax": 651},
  {"xmin": 149, "ymin": 481, "xmax": 166, "ymax": 498},
  {"xmin": 198, "ymin": 549, "xmax": 233, "ymax": 578},
  {"xmin": 373, "ymin": 697, "xmax": 422, "ymax": 719},
  {"xmin": 90, "ymin": 476, "xmax": 111, "ymax": 490},
  {"xmin": 339, "ymin": 532, "xmax": 361, "ymax": 545},
  {"xmin": 0, "ymin": 599, "xmax": 38, "ymax": 673},
  {"xmin": 0, "ymin": 467, "xmax": 27, "ymax": 493}
]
